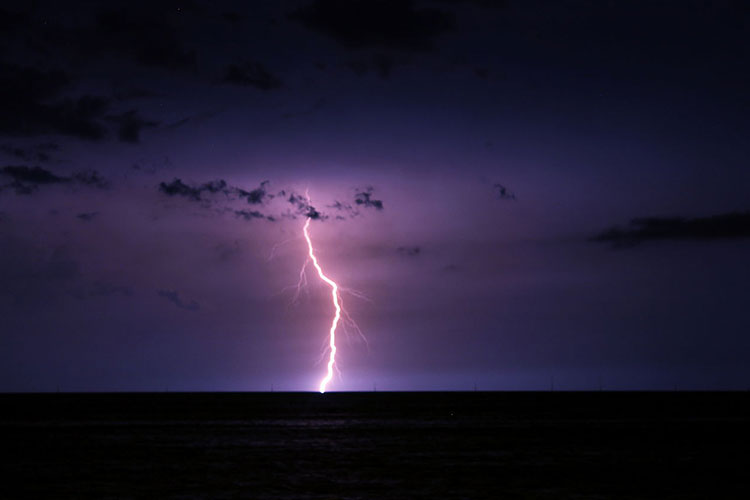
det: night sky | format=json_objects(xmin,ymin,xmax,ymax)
[{"xmin": 1, "ymin": 0, "xmax": 749, "ymax": 392}]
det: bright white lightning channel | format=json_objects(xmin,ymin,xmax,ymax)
[{"xmin": 302, "ymin": 217, "xmax": 341, "ymax": 393}]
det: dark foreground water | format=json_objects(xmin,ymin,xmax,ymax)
[{"xmin": 1, "ymin": 392, "xmax": 748, "ymax": 499}]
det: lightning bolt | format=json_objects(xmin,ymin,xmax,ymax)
[{"xmin": 302, "ymin": 217, "xmax": 341, "ymax": 393}]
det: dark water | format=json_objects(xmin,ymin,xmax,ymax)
[{"xmin": 2, "ymin": 392, "xmax": 748, "ymax": 499}]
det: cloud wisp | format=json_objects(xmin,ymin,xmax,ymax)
[
  {"xmin": 157, "ymin": 289, "xmax": 200, "ymax": 311},
  {"xmin": 593, "ymin": 211, "xmax": 750, "ymax": 247},
  {"xmin": 0, "ymin": 165, "xmax": 108, "ymax": 194}
]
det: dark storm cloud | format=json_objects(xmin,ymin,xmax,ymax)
[
  {"xmin": 327, "ymin": 188, "xmax": 386, "ymax": 219},
  {"xmin": 430, "ymin": 0, "xmax": 507, "ymax": 8},
  {"xmin": 1, "ymin": 166, "xmax": 67, "ymax": 185},
  {"xmin": 397, "ymin": 245, "xmax": 422, "ymax": 256},
  {"xmin": 193, "ymin": 179, "xmax": 228, "ymax": 196},
  {"xmin": 158, "ymin": 178, "xmax": 229, "ymax": 201},
  {"xmin": 0, "ymin": 145, "xmax": 34, "ymax": 161},
  {"xmin": 287, "ymin": 191, "xmax": 326, "ymax": 220},
  {"xmin": 76, "ymin": 8, "xmax": 196, "ymax": 71},
  {"xmin": 289, "ymin": 0, "xmax": 456, "ymax": 51},
  {"xmin": 106, "ymin": 110, "xmax": 159, "ymax": 143},
  {"xmin": 159, "ymin": 178, "xmax": 275, "ymax": 206},
  {"xmin": 593, "ymin": 212, "xmax": 750, "ymax": 247},
  {"xmin": 0, "ymin": 6, "xmax": 183, "ymax": 145},
  {"xmin": 237, "ymin": 180, "xmax": 273, "ymax": 205},
  {"xmin": 156, "ymin": 289, "xmax": 200, "ymax": 311},
  {"xmin": 0, "ymin": 61, "xmax": 109, "ymax": 141},
  {"xmin": 0, "ymin": 59, "xmax": 155, "ymax": 144},
  {"xmin": 234, "ymin": 209, "xmax": 274, "ymax": 222},
  {"xmin": 223, "ymin": 62, "xmax": 283, "ymax": 90},
  {"xmin": 0, "ymin": 5, "xmax": 26, "ymax": 34},
  {"xmin": 329, "ymin": 199, "xmax": 356, "ymax": 218},
  {"xmin": 0, "ymin": 143, "xmax": 59, "ymax": 163},
  {"xmin": 76, "ymin": 212, "xmax": 99, "ymax": 222},
  {"xmin": 71, "ymin": 170, "xmax": 109, "ymax": 189},
  {"xmin": 158, "ymin": 178, "xmax": 383, "ymax": 223},
  {"xmin": 329, "ymin": 200, "xmax": 351, "ymax": 211},
  {"xmin": 493, "ymin": 183, "xmax": 516, "ymax": 200},
  {"xmin": 305, "ymin": 206, "xmax": 323, "ymax": 220},
  {"xmin": 1, "ymin": 165, "xmax": 66, "ymax": 194},
  {"xmin": 1, "ymin": 165, "xmax": 109, "ymax": 194},
  {"xmin": 234, "ymin": 209, "xmax": 264, "ymax": 220},
  {"xmin": 354, "ymin": 187, "xmax": 384, "ymax": 210}
]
